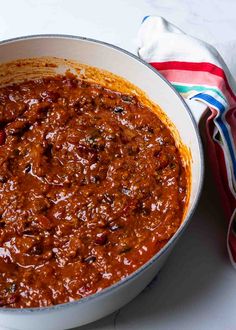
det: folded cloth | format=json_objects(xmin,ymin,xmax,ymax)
[{"xmin": 137, "ymin": 16, "xmax": 236, "ymax": 268}]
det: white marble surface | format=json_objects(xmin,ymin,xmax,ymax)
[{"xmin": 0, "ymin": 1, "xmax": 236, "ymax": 329}]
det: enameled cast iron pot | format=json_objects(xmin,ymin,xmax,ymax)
[{"xmin": 0, "ymin": 35, "xmax": 204, "ymax": 330}]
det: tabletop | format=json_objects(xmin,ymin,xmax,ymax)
[{"xmin": 0, "ymin": 1, "xmax": 236, "ymax": 330}]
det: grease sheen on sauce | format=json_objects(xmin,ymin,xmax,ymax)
[{"xmin": 0, "ymin": 74, "xmax": 187, "ymax": 308}]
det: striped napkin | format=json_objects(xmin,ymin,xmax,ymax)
[{"xmin": 137, "ymin": 16, "xmax": 236, "ymax": 267}]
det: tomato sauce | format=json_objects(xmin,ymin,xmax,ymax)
[{"xmin": 0, "ymin": 74, "xmax": 187, "ymax": 308}]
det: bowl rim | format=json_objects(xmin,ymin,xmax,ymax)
[{"xmin": 0, "ymin": 33, "xmax": 204, "ymax": 313}]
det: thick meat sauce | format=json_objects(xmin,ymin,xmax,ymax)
[{"xmin": 0, "ymin": 74, "xmax": 187, "ymax": 308}]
